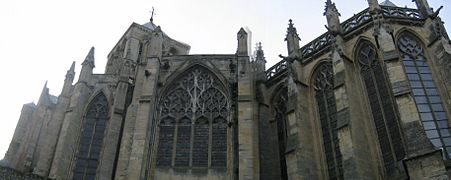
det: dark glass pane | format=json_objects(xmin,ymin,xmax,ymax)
[
  {"xmin": 435, "ymin": 112, "xmax": 448, "ymax": 120},
  {"xmin": 407, "ymin": 74, "xmax": 420, "ymax": 80},
  {"xmin": 444, "ymin": 137, "xmax": 451, "ymax": 146},
  {"xmin": 423, "ymin": 81, "xmax": 435, "ymax": 88},
  {"xmin": 412, "ymin": 89, "xmax": 425, "ymax": 96},
  {"xmin": 432, "ymin": 104, "xmax": 444, "ymax": 112},
  {"xmin": 437, "ymin": 120, "xmax": 449, "ymax": 129},
  {"xmin": 418, "ymin": 66, "xmax": 431, "ymax": 72},
  {"xmin": 420, "ymin": 113, "xmax": 434, "ymax": 121},
  {"xmin": 426, "ymin": 88, "xmax": 439, "ymax": 95},
  {"xmin": 405, "ymin": 66, "xmax": 418, "ymax": 73},
  {"xmin": 414, "ymin": 96, "xmax": 428, "ymax": 103},
  {"xmin": 420, "ymin": 73, "xmax": 433, "ymax": 80},
  {"xmin": 440, "ymin": 129, "xmax": 451, "ymax": 137},
  {"xmin": 410, "ymin": 81, "xmax": 423, "ymax": 88},
  {"xmin": 426, "ymin": 130, "xmax": 439, "ymax": 138},
  {"xmin": 72, "ymin": 173, "xmax": 84, "ymax": 180},
  {"xmin": 429, "ymin": 96, "xmax": 442, "ymax": 103},
  {"xmin": 431, "ymin": 139, "xmax": 442, "ymax": 147},
  {"xmin": 192, "ymin": 120, "xmax": 209, "ymax": 167},
  {"xmin": 212, "ymin": 118, "xmax": 228, "ymax": 167},
  {"xmin": 156, "ymin": 119, "xmax": 175, "ymax": 167},
  {"xmin": 417, "ymin": 104, "xmax": 431, "ymax": 113},
  {"xmin": 174, "ymin": 119, "xmax": 191, "ymax": 167},
  {"xmin": 422, "ymin": 121, "xmax": 436, "ymax": 130}
]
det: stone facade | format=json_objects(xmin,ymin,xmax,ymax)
[{"xmin": 2, "ymin": 0, "xmax": 451, "ymax": 179}]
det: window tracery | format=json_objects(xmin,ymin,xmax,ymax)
[
  {"xmin": 156, "ymin": 68, "xmax": 228, "ymax": 168},
  {"xmin": 398, "ymin": 33, "xmax": 451, "ymax": 158},
  {"xmin": 273, "ymin": 88, "xmax": 288, "ymax": 180},
  {"xmin": 357, "ymin": 41, "xmax": 405, "ymax": 174},
  {"xmin": 73, "ymin": 93, "xmax": 109, "ymax": 180},
  {"xmin": 313, "ymin": 62, "xmax": 343, "ymax": 180}
]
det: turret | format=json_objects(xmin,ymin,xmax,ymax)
[
  {"xmin": 237, "ymin": 28, "xmax": 248, "ymax": 56},
  {"xmin": 324, "ymin": 0, "xmax": 342, "ymax": 35},
  {"xmin": 285, "ymin": 19, "xmax": 300, "ymax": 57},
  {"xmin": 79, "ymin": 47, "xmax": 95, "ymax": 83},
  {"xmin": 413, "ymin": 0, "xmax": 432, "ymax": 17},
  {"xmin": 367, "ymin": 0, "xmax": 381, "ymax": 13}
]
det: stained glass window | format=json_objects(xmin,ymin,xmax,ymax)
[
  {"xmin": 313, "ymin": 62, "xmax": 343, "ymax": 180},
  {"xmin": 398, "ymin": 33, "xmax": 451, "ymax": 158},
  {"xmin": 73, "ymin": 93, "xmax": 109, "ymax": 180},
  {"xmin": 357, "ymin": 41, "xmax": 405, "ymax": 174},
  {"xmin": 156, "ymin": 67, "xmax": 228, "ymax": 168}
]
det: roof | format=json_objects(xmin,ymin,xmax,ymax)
[
  {"xmin": 380, "ymin": 0, "xmax": 397, "ymax": 7},
  {"xmin": 142, "ymin": 21, "xmax": 168, "ymax": 37}
]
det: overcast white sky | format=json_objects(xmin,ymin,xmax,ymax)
[{"xmin": 0, "ymin": 0, "xmax": 449, "ymax": 159}]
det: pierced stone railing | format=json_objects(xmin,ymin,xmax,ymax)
[
  {"xmin": 266, "ymin": 59, "xmax": 287, "ymax": 80},
  {"xmin": 266, "ymin": 6, "xmax": 425, "ymax": 80},
  {"xmin": 381, "ymin": 6, "xmax": 423, "ymax": 19}
]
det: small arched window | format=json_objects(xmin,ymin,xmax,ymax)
[
  {"xmin": 156, "ymin": 67, "xmax": 228, "ymax": 168},
  {"xmin": 73, "ymin": 93, "xmax": 109, "ymax": 180},
  {"xmin": 357, "ymin": 41, "xmax": 405, "ymax": 174},
  {"xmin": 398, "ymin": 33, "xmax": 451, "ymax": 158},
  {"xmin": 313, "ymin": 62, "xmax": 343, "ymax": 180}
]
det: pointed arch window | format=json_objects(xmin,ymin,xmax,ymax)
[
  {"xmin": 73, "ymin": 93, "xmax": 109, "ymax": 180},
  {"xmin": 273, "ymin": 88, "xmax": 288, "ymax": 180},
  {"xmin": 156, "ymin": 67, "xmax": 228, "ymax": 168},
  {"xmin": 313, "ymin": 62, "xmax": 343, "ymax": 180},
  {"xmin": 357, "ymin": 41, "xmax": 405, "ymax": 174},
  {"xmin": 398, "ymin": 33, "xmax": 451, "ymax": 158}
]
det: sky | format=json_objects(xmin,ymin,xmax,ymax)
[{"xmin": 0, "ymin": 0, "xmax": 449, "ymax": 159}]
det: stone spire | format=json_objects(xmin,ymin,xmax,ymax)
[
  {"xmin": 324, "ymin": 0, "xmax": 342, "ymax": 35},
  {"xmin": 79, "ymin": 47, "xmax": 95, "ymax": 82},
  {"xmin": 413, "ymin": 0, "xmax": 433, "ymax": 17},
  {"xmin": 367, "ymin": 0, "xmax": 381, "ymax": 13},
  {"xmin": 285, "ymin": 19, "xmax": 300, "ymax": 57},
  {"xmin": 37, "ymin": 81, "xmax": 50, "ymax": 106},
  {"xmin": 62, "ymin": 61, "xmax": 75, "ymax": 95},
  {"xmin": 237, "ymin": 28, "xmax": 248, "ymax": 56},
  {"xmin": 254, "ymin": 42, "xmax": 266, "ymax": 81},
  {"xmin": 65, "ymin": 61, "xmax": 75, "ymax": 81},
  {"xmin": 81, "ymin": 47, "xmax": 95, "ymax": 68},
  {"xmin": 255, "ymin": 42, "xmax": 266, "ymax": 63}
]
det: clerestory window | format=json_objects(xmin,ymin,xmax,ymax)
[
  {"xmin": 357, "ymin": 41, "xmax": 405, "ymax": 174},
  {"xmin": 398, "ymin": 33, "xmax": 451, "ymax": 158},
  {"xmin": 313, "ymin": 62, "xmax": 343, "ymax": 180},
  {"xmin": 156, "ymin": 67, "xmax": 228, "ymax": 168},
  {"xmin": 73, "ymin": 93, "xmax": 109, "ymax": 180}
]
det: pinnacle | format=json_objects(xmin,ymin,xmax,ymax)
[{"xmin": 82, "ymin": 47, "xmax": 95, "ymax": 67}]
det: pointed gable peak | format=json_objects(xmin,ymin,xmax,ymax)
[
  {"xmin": 69, "ymin": 61, "xmax": 75, "ymax": 72},
  {"xmin": 238, "ymin": 27, "xmax": 247, "ymax": 35},
  {"xmin": 82, "ymin": 47, "xmax": 95, "ymax": 67}
]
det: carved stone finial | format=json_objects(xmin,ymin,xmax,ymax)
[
  {"xmin": 324, "ymin": 0, "xmax": 342, "ymax": 35},
  {"xmin": 150, "ymin": 7, "xmax": 155, "ymax": 22}
]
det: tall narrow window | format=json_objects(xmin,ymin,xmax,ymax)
[
  {"xmin": 313, "ymin": 62, "xmax": 343, "ymax": 180},
  {"xmin": 273, "ymin": 88, "xmax": 288, "ymax": 180},
  {"xmin": 73, "ymin": 93, "xmax": 109, "ymax": 180},
  {"xmin": 156, "ymin": 67, "xmax": 228, "ymax": 168},
  {"xmin": 398, "ymin": 33, "xmax": 451, "ymax": 158},
  {"xmin": 357, "ymin": 41, "xmax": 405, "ymax": 174}
]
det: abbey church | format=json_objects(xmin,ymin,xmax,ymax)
[{"xmin": 2, "ymin": 0, "xmax": 451, "ymax": 179}]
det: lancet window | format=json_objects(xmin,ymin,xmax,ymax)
[
  {"xmin": 156, "ymin": 67, "xmax": 228, "ymax": 168},
  {"xmin": 398, "ymin": 33, "xmax": 451, "ymax": 158},
  {"xmin": 313, "ymin": 62, "xmax": 343, "ymax": 180},
  {"xmin": 73, "ymin": 93, "xmax": 109, "ymax": 180},
  {"xmin": 357, "ymin": 41, "xmax": 405, "ymax": 174},
  {"xmin": 273, "ymin": 88, "xmax": 288, "ymax": 180}
]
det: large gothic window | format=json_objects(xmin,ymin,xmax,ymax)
[
  {"xmin": 398, "ymin": 33, "xmax": 451, "ymax": 158},
  {"xmin": 73, "ymin": 93, "xmax": 109, "ymax": 180},
  {"xmin": 357, "ymin": 41, "xmax": 405, "ymax": 174},
  {"xmin": 313, "ymin": 62, "xmax": 343, "ymax": 180},
  {"xmin": 273, "ymin": 88, "xmax": 288, "ymax": 180},
  {"xmin": 156, "ymin": 67, "xmax": 228, "ymax": 168}
]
